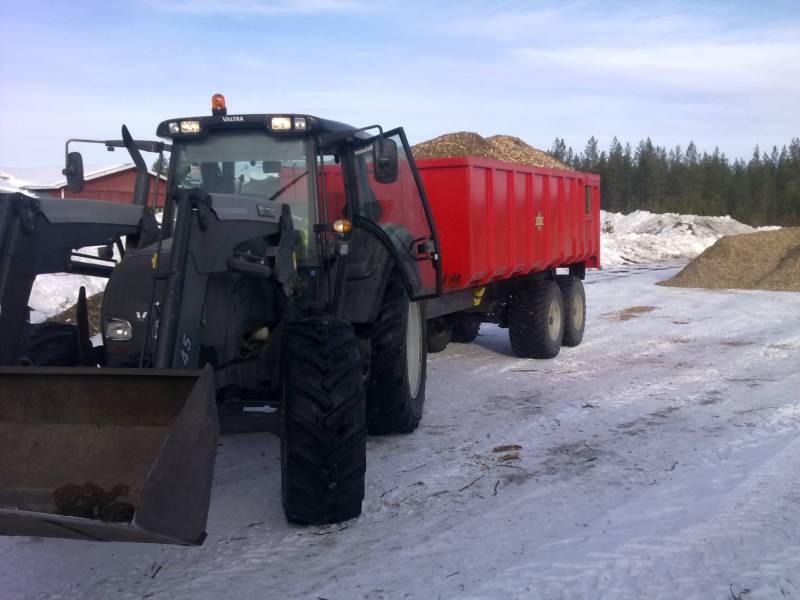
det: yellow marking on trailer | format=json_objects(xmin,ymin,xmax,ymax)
[
  {"xmin": 473, "ymin": 286, "xmax": 486, "ymax": 306},
  {"xmin": 151, "ymin": 253, "xmax": 158, "ymax": 270},
  {"xmin": 535, "ymin": 212, "xmax": 544, "ymax": 231}
]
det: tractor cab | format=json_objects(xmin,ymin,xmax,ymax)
[{"xmin": 155, "ymin": 95, "xmax": 440, "ymax": 299}]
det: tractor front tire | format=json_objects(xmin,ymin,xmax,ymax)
[
  {"xmin": 556, "ymin": 275, "xmax": 586, "ymax": 347},
  {"xmin": 508, "ymin": 280, "xmax": 564, "ymax": 359},
  {"xmin": 366, "ymin": 274, "xmax": 427, "ymax": 434},
  {"xmin": 281, "ymin": 318, "xmax": 366, "ymax": 525}
]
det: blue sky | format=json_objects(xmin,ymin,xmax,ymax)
[{"xmin": 1, "ymin": 0, "xmax": 798, "ymax": 169}]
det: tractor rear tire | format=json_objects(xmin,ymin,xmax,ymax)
[
  {"xmin": 366, "ymin": 274, "xmax": 427, "ymax": 434},
  {"xmin": 556, "ymin": 275, "xmax": 586, "ymax": 347},
  {"xmin": 281, "ymin": 318, "xmax": 366, "ymax": 525},
  {"xmin": 508, "ymin": 280, "xmax": 564, "ymax": 359},
  {"xmin": 451, "ymin": 317, "xmax": 481, "ymax": 344}
]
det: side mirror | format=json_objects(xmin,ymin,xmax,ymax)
[
  {"xmin": 262, "ymin": 160, "xmax": 283, "ymax": 174},
  {"xmin": 373, "ymin": 137, "xmax": 398, "ymax": 184},
  {"xmin": 63, "ymin": 152, "xmax": 85, "ymax": 193}
]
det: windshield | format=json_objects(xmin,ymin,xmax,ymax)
[{"xmin": 172, "ymin": 130, "xmax": 316, "ymax": 261}]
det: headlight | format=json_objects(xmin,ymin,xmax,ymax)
[
  {"xmin": 294, "ymin": 116, "xmax": 307, "ymax": 130},
  {"xmin": 270, "ymin": 116, "xmax": 292, "ymax": 130},
  {"xmin": 168, "ymin": 121, "xmax": 180, "ymax": 134},
  {"xmin": 105, "ymin": 318, "xmax": 133, "ymax": 341},
  {"xmin": 180, "ymin": 120, "xmax": 201, "ymax": 134}
]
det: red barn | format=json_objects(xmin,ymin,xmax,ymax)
[{"xmin": 24, "ymin": 164, "xmax": 168, "ymax": 207}]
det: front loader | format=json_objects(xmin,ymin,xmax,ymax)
[{"xmin": 0, "ymin": 95, "xmax": 441, "ymax": 544}]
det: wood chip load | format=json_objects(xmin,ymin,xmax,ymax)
[
  {"xmin": 659, "ymin": 228, "xmax": 800, "ymax": 292},
  {"xmin": 412, "ymin": 132, "xmax": 572, "ymax": 170}
]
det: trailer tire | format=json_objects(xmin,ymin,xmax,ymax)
[
  {"xmin": 451, "ymin": 317, "xmax": 481, "ymax": 344},
  {"xmin": 556, "ymin": 275, "xmax": 585, "ymax": 347},
  {"xmin": 508, "ymin": 280, "xmax": 564, "ymax": 359},
  {"xmin": 281, "ymin": 318, "xmax": 366, "ymax": 525},
  {"xmin": 426, "ymin": 319, "xmax": 450, "ymax": 353},
  {"xmin": 366, "ymin": 273, "xmax": 427, "ymax": 434}
]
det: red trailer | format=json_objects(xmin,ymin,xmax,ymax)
[
  {"xmin": 307, "ymin": 146, "xmax": 600, "ymax": 359},
  {"xmin": 414, "ymin": 155, "xmax": 601, "ymax": 357}
]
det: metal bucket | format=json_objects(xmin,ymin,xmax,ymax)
[{"xmin": 0, "ymin": 365, "xmax": 217, "ymax": 545}]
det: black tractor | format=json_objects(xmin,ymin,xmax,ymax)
[{"xmin": 0, "ymin": 95, "xmax": 440, "ymax": 544}]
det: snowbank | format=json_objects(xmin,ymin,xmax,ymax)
[
  {"xmin": 28, "ymin": 273, "xmax": 107, "ymax": 322},
  {"xmin": 600, "ymin": 210, "xmax": 775, "ymax": 267}
]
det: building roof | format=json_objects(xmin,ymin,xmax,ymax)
[{"xmin": 21, "ymin": 163, "xmax": 166, "ymax": 190}]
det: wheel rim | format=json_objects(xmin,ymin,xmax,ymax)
[
  {"xmin": 406, "ymin": 301, "xmax": 423, "ymax": 397},
  {"xmin": 547, "ymin": 299, "xmax": 562, "ymax": 341},
  {"xmin": 572, "ymin": 292, "xmax": 585, "ymax": 330}
]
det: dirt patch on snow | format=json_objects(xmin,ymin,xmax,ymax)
[
  {"xmin": 660, "ymin": 228, "xmax": 800, "ymax": 292},
  {"xmin": 412, "ymin": 132, "xmax": 572, "ymax": 170},
  {"xmin": 601, "ymin": 305, "xmax": 658, "ymax": 321}
]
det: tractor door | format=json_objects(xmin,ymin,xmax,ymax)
[{"xmin": 350, "ymin": 129, "xmax": 441, "ymax": 299}]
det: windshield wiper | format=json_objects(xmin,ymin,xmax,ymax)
[{"xmin": 268, "ymin": 170, "xmax": 308, "ymax": 203}]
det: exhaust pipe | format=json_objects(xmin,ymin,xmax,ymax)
[{"xmin": 0, "ymin": 365, "xmax": 217, "ymax": 545}]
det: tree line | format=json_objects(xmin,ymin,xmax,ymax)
[{"xmin": 548, "ymin": 137, "xmax": 800, "ymax": 226}]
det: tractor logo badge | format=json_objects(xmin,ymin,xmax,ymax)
[
  {"xmin": 257, "ymin": 204, "xmax": 275, "ymax": 219},
  {"xmin": 535, "ymin": 212, "xmax": 544, "ymax": 231}
]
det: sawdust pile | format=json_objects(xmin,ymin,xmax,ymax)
[
  {"xmin": 413, "ymin": 132, "xmax": 572, "ymax": 170},
  {"xmin": 659, "ymin": 228, "xmax": 800, "ymax": 292}
]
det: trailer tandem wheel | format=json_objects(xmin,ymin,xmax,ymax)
[
  {"xmin": 556, "ymin": 275, "xmax": 586, "ymax": 347},
  {"xmin": 281, "ymin": 319, "xmax": 366, "ymax": 524},
  {"xmin": 508, "ymin": 280, "xmax": 564, "ymax": 359},
  {"xmin": 451, "ymin": 316, "xmax": 481, "ymax": 344}
]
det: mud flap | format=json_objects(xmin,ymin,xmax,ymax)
[{"xmin": 0, "ymin": 365, "xmax": 217, "ymax": 545}]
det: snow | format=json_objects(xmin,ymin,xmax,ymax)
[
  {"xmin": 27, "ymin": 273, "xmax": 107, "ymax": 322},
  {"xmin": 0, "ymin": 170, "xmax": 37, "ymax": 195},
  {"xmin": 2, "ymin": 213, "xmax": 799, "ymax": 600},
  {"xmin": 600, "ymin": 210, "xmax": 778, "ymax": 267}
]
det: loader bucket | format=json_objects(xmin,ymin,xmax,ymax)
[{"xmin": 0, "ymin": 366, "xmax": 218, "ymax": 545}]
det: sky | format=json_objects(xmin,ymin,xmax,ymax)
[{"xmin": 0, "ymin": 0, "xmax": 798, "ymax": 171}]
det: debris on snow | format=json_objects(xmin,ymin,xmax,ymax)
[{"xmin": 600, "ymin": 305, "xmax": 658, "ymax": 321}]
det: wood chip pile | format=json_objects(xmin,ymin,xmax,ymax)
[
  {"xmin": 659, "ymin": 227, "xmax": 800, "ymax": 292},
  {"xmin": 412, "ymin": 132, "xmax": 572, "ymax": 170}
]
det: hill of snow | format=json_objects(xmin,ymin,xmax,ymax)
[{"xmin": 599, "ymin": 210, "xmax": 777, "ymax": 267}]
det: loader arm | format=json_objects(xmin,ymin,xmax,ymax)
[{"xmin": 0, "ymin": 193, "xmax": 144, "ymax": 365}]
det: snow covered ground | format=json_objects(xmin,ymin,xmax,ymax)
[{"xmin": 1, "ymin": 263, "xmax": 798, "ymax": 600}]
